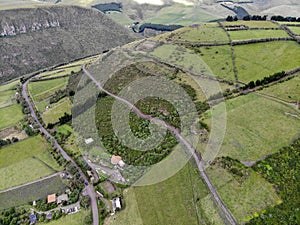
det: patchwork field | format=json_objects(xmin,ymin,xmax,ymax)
[
  {"xmin": 260, "ymin": 73, "xmax": 300, "ymax": 103},
  {"xmin": 0, "ymin": 135, "xmax": 61, "ymax": 190},
  {"xmin": 108, "ymin": 163, "xmax": 223, "ymax": 225},
  {"xmin": 228, "ymin": 29, "xmax": 289, "ymax": 41},
  {"xmin": 202, "ymin": 93, "xmax": 300, "ymax": 161},
  {"xmin": 234, "ymin": 41, "xmax": 300, "ymax": 83},
  {"xmin": 206, "ymin": 164, "xmax": 281, "ymax": 223},
  {"xmin": 0, "ymin": 174, "xmax": 66, "ymax": 210}
]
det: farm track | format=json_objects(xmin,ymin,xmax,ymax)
[
  {"xmin": 22, "ymin": 78, "xmax": 99, "ymax": 225},
  {"xmin": 83, "ymin": 65, "xmax": 238, "ymax": 225}
]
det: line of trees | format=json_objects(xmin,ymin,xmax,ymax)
[
  {"xmin": 242, "ymin": 71, "xmax": 286, "ymax": 90},
  {"xmin": 226, "ymin": 15, "xmax": 267, "ymax": 22},
  {"xmin": 271, "ymin": 16, "xmax": 300, "ymax": 22}
]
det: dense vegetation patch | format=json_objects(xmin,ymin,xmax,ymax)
[{"xmin": 248, "ymin": 139, "xmax": 300, "ymax": 224}]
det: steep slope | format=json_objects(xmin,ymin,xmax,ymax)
[{"xmin": 0, "ymin": 6, "xmax": 138, "ymax": 83}]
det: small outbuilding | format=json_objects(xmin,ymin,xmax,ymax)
[
  {"xmin": 111, "ymin": 155, "xmax": 125, "ymax": 167},
  {"xmin": 47, "ymin": 194, "xmax": 56, "ymax": 204}
]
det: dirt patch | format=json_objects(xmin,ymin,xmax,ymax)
[{"xmin": 0, "ymin": 127, "xmax": 28, "ymax": 140}]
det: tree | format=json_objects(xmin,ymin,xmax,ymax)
[{"xmin": 226, "ymin": 15, "xmax": 233, "ymax": 22}]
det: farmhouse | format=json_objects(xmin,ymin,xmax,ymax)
[
  {"xmin": 111, "ymin": 197, "xmax": 122, "ymax": 213},
  {"xmin": 57, "ymin": 194, "xmax": 69, "ymax": 205},
  {"xmin": 111, "ymin": 155, "xmax": 125, "ymax": 167},
  {"xmin": 47, "ymin": 194, "xmax": 56, "ymax": 204}
]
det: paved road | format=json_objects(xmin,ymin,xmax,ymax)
[
  {"xmin": 22, "ymin": 78, "xmax": 99, "ymax": 225},
  {"xmin": 83, "ymin": 65, "xmax": 238, "ymax": 225}
]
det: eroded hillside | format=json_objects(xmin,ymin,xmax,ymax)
[{"xmin": 0, "ymin": 6, "xmax": 138, "ymax": 83}]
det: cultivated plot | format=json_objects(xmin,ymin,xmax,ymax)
[{"xmin": 228, "ymin": 29, "xmax": 289, "ymax": 41}]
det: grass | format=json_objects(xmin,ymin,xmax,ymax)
[
  {"xmin": 0, "ymin": 135, "xmax": 61, "ymax": 190},
  {"xmin": 46, "ymin": 210, "xmax": 90, "ymax": 225},
  {"xmin": 0, "ymin": 104, "xmax": 23, "ymax": 130},
  {"xmin": 206, "ymin": 164, "xmax": 281, "ymax": 223},
  {"xmin": 202, "ymin": 93, "xmax": 300, "ymax": 161},
  {"xmin": 0, "ymin": 175, "xmax": 66, "ymax": 210},
  {"xmin": 42, "ymin": 98, "xmax": 72, "ymax": 125},
  {"xmin": 145, "ymin": 4, "xmax": 217, "ymax": 25},
  {"xmin": 222, "ymin": 21, "xmax": 280, "ymax": 29},
  {"xmin": 260, "ymin": 74, "xmax": 300, "ymax": 102},
  {"xmin": 288, "ymin": 26, "xmax": 300, "ymax": 35},
  {"xmin": 108, "ymin": 162, "xmax": 222, "ymax": 225},
  {"xmin": 234, "ymin": 41, "xmax": 300, "ymax": 83},
  {"xmin": 156, "ymin": 24, "xmax": 229, "ymax": 44},
  {"xmin": 0, "ymin": 90, "xmax": 15, "ymax": 108},
  {"xmin": 228, "ymin": 29, "xmax": 290, "ymax": 41},
  {"xmin": 28, "ymin": 77, "xmax": 69, "ymax": 102},
  {"xmin": 191, "ymin": 45, "xmax": 235, "ymax": 81}
]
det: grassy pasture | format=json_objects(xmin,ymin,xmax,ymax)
[
  {"xmin": 202, "ymin": 94, "xmax": 300, "ymax": 161},
  {"xmin": 206, "ymin": 164, "xmax": 281, "ymax": 223},
  {"xmin": 222, "ymin": 21, "xmax": 279, "ymax": 29},
  {"xmin": 108, "ymin": 162, "xmax": 222, "ymax": 225},
  {"xmin": 46, "ymin": 210, "xmax": 90, "ymax": 225},
  {"xmin": 0, "ymin": 90, "xmax": 15, "ymax": 108},
  {"xmin": 191, "ymin": 45, "xmax": 235, "ymax": 81},
  {"xmin": 28, "ymin": 77, "xmax": 69, "ymax": 102},
  {"xmin": 156, "ymin": 24, "xmax": 229, "ymax": 44},
  {"xmin": 42, "ymin": 98, "xmax": 72, "ymax": 125},
  {"xmin": 260, "ymin": 73, "xmax": 300, "ymax": 102},
  {"xmin": 0, "ymin": 175, "xmax": 66, "ymax": 210},
  {"xmin": 0, "ymin": 135, "xmax": 61, "ymax": 190},
  {"xmin": 234, "ymin": 41, "xmax": 300, "ymax": 83},
  {"xmin": 228, "ymin": 29, "xmax": 289, "ymax": 41},
  {"xmin": 146, "ymin": 4, "xmax": 216, "ymax": 25},
  {"xmin": 288, "ymin": 26, "xmax": 300, "ymax": 35},
  {"xmin": 0, "ymin": 104, "xmax": 23, "ymax": 130}
]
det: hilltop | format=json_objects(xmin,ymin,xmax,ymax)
[{"xmin": 0, "ymin": 5, "xmax": 138, "ymax": 83}]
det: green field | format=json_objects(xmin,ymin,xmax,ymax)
[
  {"xmin": 0, "ymin": 80, "xmax": 19, "ymax": 107},
  {"xmin": 288, "ymin": 26, "xmax": 300, "ymax": 35},
  {"xmin": 0, "ymin": 104, "xmax": 23, "ymax": 130},
  {"xmin": 202, "ymin": 93, "xmax": 300, "ymax": 161},
  {"xmin": 0, "ymin": 175, "xmax": 66, "ymax": 210},
  {"xmin": 46, "ymin": 210, "xmax": 90, "ymax": 225},
  {"xmin": 234, "ymin": 41, "xmax": 300, "ymax": 83},
  {"xmin": 0, "ymin": 135, "xmax": 61, "ymax": 190},
  {"xmin": 228, "ymin": 29, "xmax": 289, "ymax": 41},
  {"xmin": 109, "ymin": 163, "xmax": 223, "ymax": 225},
  {"xmin": 206, "ymin": 164, "xmax": 281, "ymax": 223},
  {"xmin": 28, "ymin": 77, "xmax": 69, "ymax": 102},
  {"xmin": 191, "ymin": 45, "xmax": 235, "ymax": 81},
  {"xmin": 260, "ymin": 74, "xmax": 300, "ymax": 102},
  {"xmin": 42, "ymin": 98, "xmax": 72, "ymax": 125},
  {"xmin": 146, "ymin": 4, "xmax": 217, "ymax": 25},
  {"xmin": 156, "ymin": 24, "xmax": 229, "ymax": 44},
  {"xmin": 222, "ymin": 21, "xmax": 279, "ymax": 29}
]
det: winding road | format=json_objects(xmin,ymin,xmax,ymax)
[
  {"xmin": 83, "ymin": 65, "xmax": 238, "ymax": 225},
  {"xmin": 22, "ymin": 78, "xmax": 99, "ymax": 225}
]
